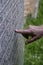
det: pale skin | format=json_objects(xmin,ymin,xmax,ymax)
[{"xmin": 15, "ymin": 25, "xmax": 43, "ymax": 45}]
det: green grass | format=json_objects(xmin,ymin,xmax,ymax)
[{"xmin": 24, "ymin": 0, "xmax": 43, "ymax": 65}]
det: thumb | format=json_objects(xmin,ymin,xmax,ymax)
[{"xmin": 25, "ymin": 35, "xmax": 41, "ymax": 45}]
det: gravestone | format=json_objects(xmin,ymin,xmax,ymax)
[
  {"xmin": 32, "ymin": 0, "xmax": 39, "ymax": 18},
  {"xmin": 0, "ymin": 0, "xmax": 24, "ymax": 65}
]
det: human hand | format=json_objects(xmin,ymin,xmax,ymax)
[{"xmin": 15, "ymin": 25, "xmax": 43, "ymax": 45}]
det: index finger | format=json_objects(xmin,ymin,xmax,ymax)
[{"xmin": 15, "ymin": 29, "xmax": 31, "ymax": 34}]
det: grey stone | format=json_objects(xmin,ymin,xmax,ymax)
[
  {"xmin": 0, "ymin": 0, "xmax": 24, "ymax": 65},
  {"xmin": 32, "ymin": 0, "xmax": 39, "ymax": 18}
]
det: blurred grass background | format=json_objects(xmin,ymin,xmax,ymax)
[{"xmin": 24, "ymin": 0, "xmax": 43, "ymax": 65}]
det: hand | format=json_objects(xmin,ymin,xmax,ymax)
[{"xmin": 15, "ymin": 25, "xmax": 43, "ymax": 45}]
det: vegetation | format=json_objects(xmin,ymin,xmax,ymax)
[{"xmin": 24, "ymin": 0, "xmax": 43, "ymax": 65}]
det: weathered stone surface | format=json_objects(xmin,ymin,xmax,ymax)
[
  {"xmin": 0, "ymin": 0, "xmax": 24, "ymax": 65},
  {"xmin": 24, "ymin": 0, "xmax": 39, "ymax": 18}
]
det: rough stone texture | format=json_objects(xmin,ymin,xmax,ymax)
[{"xmin": 0, "ymin": 0, "xmax": 24, "ymax": 65}]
